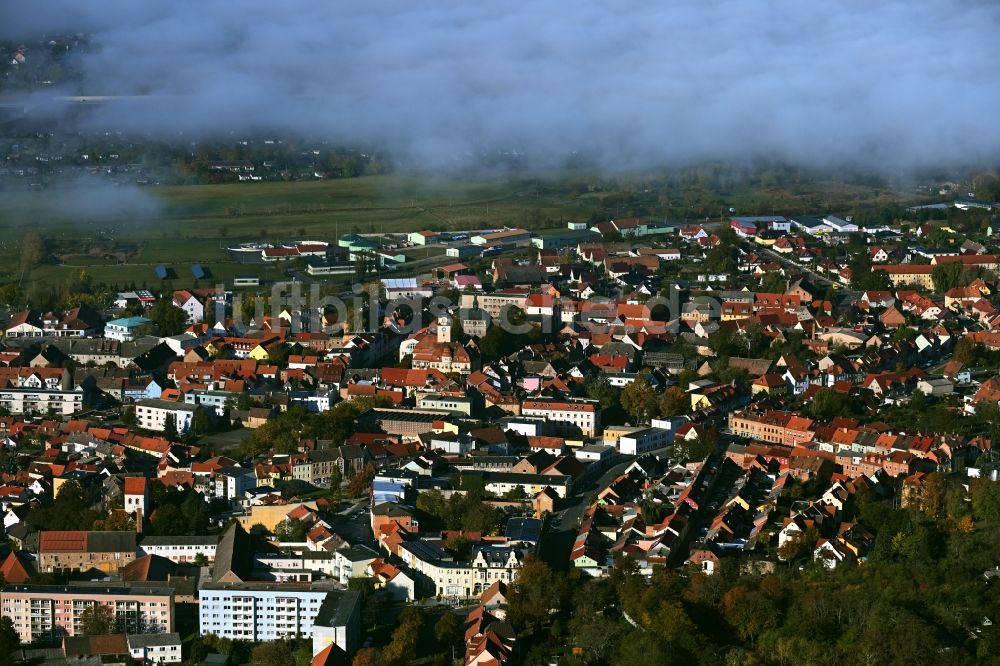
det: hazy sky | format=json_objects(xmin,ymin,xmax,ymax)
[{"xmin": 6, "ymin": 0, "xmax": 1000, "ymax": 169}]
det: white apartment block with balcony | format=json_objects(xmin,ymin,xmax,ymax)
[
  {"xmin": 199, "ymin": 584, "xmax": 327, "ymax": 642},
  {"xmin": 199, "ymin": 584, "xmax": 360, "ymax": 653},
  {"xmin": 0, "ymin": 388, "xmax": 84, "ymax": 416}
]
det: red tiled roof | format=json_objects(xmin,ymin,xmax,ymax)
[
  {"xmin": 0, "ymin": 551, "xmax": 31, "ymax": 583},
  {"xmin": 39, "ymin": 531, "xmax": 87, "ymax": 553},
  {"xmin": 311, "ymin": 644, "xmax": 348, "ymax": 666}
]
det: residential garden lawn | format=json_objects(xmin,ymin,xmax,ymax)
[{"xmin": 197, "ymin": 427, "xmax": 252, "ymax": 455}]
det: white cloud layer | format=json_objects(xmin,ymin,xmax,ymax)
[{"xmin": 6, "ymin": 0, "xmax": 1000, "ymax": 169}]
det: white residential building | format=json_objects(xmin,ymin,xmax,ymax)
[
  {"xmin": 134, "ymin": 399, "xmax": 197, "ymax": 433},
  {"xmin": 461, "ymin": 291, "xmax": 528, "ymax": 319},
  {"xmin": 649, "ymin": 417, "xmax": 689, "ymax": 443},
  {"xmin": 822, "ymin": 215, "xmax": 859, "ymax": 233},
  {"xmin": 199, "ymin": 584, "xmax": 360, "ymax": 652},
  {"xmin": 407, "ymin": 230, "xmax": 439, "ymax": 246},
  {"xmin": 396, "ymin": 542, "xmax": 527, "ymax": 598},
  {"xmin": 416, "ymin": 394, "xmax": 473, "ymax": 416},
  {"xmin": 123, "ymin": 477, "xmax": 149, "ymax": 518},
  {"xmin": 137, "ymin": 536, "xmax": 219, "ymax": 563},
  {"xmin": 213, "ymin": 467, "xmax": 257, "ymax": 501},
  {"xmin": 127, "ymin": 633, "xmax": 183, "ymax": 664},
  {"xmin": 574, "ymin": 444, "xmax": 614, "ymax": 463},
  {"xmin": 114, "ymin": 290, "xmax": 157, "ymax": 310},
  {"xmin": 105, "ymin": 317, "xmax": 153, "ymax": 342},
  {"xmin": 333, "ymin": 545, "xmax": 379, "ymax": 585},
  {"xmin": 616, "ymin": 427, "xmax": 673, "ymax": 455},
  {"xmin": 480, "ymin": 472, "xmax": 571, "ymax": 499},
  {"xmin": 0, "ymin": 388, "xmax": 84, "ymax": 416},
  {"xmin": 521, "ymin": 398, "xmax": 601, "ymax": 437},
  {"xmin": 172, "ymin": 291, "xmax": 205, "ymax": 324},
  {"xmin": 183, "ymin": 389, "xmax": 236, "ymax": 417}
]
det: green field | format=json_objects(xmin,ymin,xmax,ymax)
[
  {"xmin": 0, "ymin": 168, "xmax": 929, "ymax": 292},
  {"xmin": 0, "ymin": 175, "xmax": 604, "ymax": 290}
]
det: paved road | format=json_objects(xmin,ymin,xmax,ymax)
[
  {"xmin": 538, "ymin": 454, "xmax": 646, "ymax": 569},
  {"xmin": 330, "ymin": 505, "xmax": 378, "ymax": 550},
  {"xmin": 752, "ymin": 243, "xmax": 853, "ymax": 293},
  {"xmin": 338, "ymin": 499, "xmax": 369, "ymax": 516}
]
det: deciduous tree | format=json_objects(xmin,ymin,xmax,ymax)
[
  {"xmin": 658, "ymin": 386, "xmax": 689, "ymax": 417},
  {"xmin": 149, "ymin": 298, "xmax": 188, "ymax": 336},
  {"xmin": 434, "ymin": 611, "xmax": 462, "ymax": 645},
  {"xmin": 80, "ymin": 604, "xmax": 116, "ymax": 635},
  {"xmin": 250, "ymin": 640, "xmax": 295, "ymax": 666},
  {"xmin": 621, "ymin": 375, "xmax": 657, "ymax": 424},
  {"xmin": 508, "ymin": 558, "xmax": 562, "ymax": 631}
]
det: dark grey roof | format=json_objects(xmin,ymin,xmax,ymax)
[
  {"xmin": 135, "ymin": 398, "xmax": 198, "ymax": 412},
  {"xmin": 473, "ymin": 544, "xmax": 521, "ymax": 567},
  {"xmin": 7, "ymin": 522, "xmax": 33, "ymax": 541},
  {"xmin": 337, "ymin": 544, "xmax": 379, "ymax": 562},
  {"xmin": 599, "ymin": 342, "xmax": 638, "ymax": 359},
  {"xmin": 498, "ymin": 266, "xmax": 547, "ymax": 284},
  {"xmin": 131, "ymin": 342, "xmax": 179, "ymax": 372},
  {"xmin": 521, "ymin": 360, "xmax": 556, "ymax": 376},
  {"xmin": 472, "ymin": 471, "xmax": 570, "ymax": 487},
  {"xmin": 339, "ymin": 444, "xmax": 365, "ymax": 460},
  {"xmin": 399, "ymin": 540, "xmax": 450, "ymax": 563},
  {"xmin": 505, "ymin": 517, "xmax": 542, "ymax": 543},
  {"xmin": 9, "ymin": 647, "xmax": 67, "ymax": 666},
  {"xmin": 140, "ymin": 535, "xmax": 219, "ymax": 547},
  {"xmin": 127, "ymin": 632, "xmax": 181, "ymax": 648},
  {"xmin": 86, "ymin": 531, "xmax": 137, "ymax": 553},
  {"xmin": 305, "ymin": 449, "xmax": 341, "ymax": 463},
  {"xmin": 2, "ymin": 583, "xmax": 171, "ymax": 596},
  {"xmin": 212, "ymin": 522, "xmax": 252, "ymax": 583},
  {"xmin": 314, "ymin": 590, "xmax": 362, "ymax": 629},
  {"xmin": 790, "ymin": 215, "xmax": 825, "ymax": 228},
  {"xmin": 216, "ymin": 466, "xmax": 253, "ymax": 478},
  {"xmin": 371, "ymin": 502, "xmax": 414, "ymax": 517}
]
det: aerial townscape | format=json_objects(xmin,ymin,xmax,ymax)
[{"xmin": 3, "ymin": 2, "xmax": 1000, "ymax": 666}]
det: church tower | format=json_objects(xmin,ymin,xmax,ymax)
[{"xmin": 437, "ymin": 316, "xmax": 451, "ymax": 343}]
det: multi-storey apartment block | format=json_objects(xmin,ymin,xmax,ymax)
[
  {"xmin": 1, "ymin": 584, "xmax": 174, "ymax": 642},
  {"xmin": 520, "ymin": 398, "xmax": 601, "ymax": 437},
  {"xmin": 199, "ymin": 583, "xmax": 360, "ymax": 651}
]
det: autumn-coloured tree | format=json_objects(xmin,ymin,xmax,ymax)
[
  {"xmin": 658, "ymin": 386, "xmax": 689, "ymax": 417},
  {"xmin": 352, "ymin": 648, "xmax": 384, "ymax": 666},
  {"xmin": 347, "ymin": 463, "xmax": 377, "ymax": 497}
]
